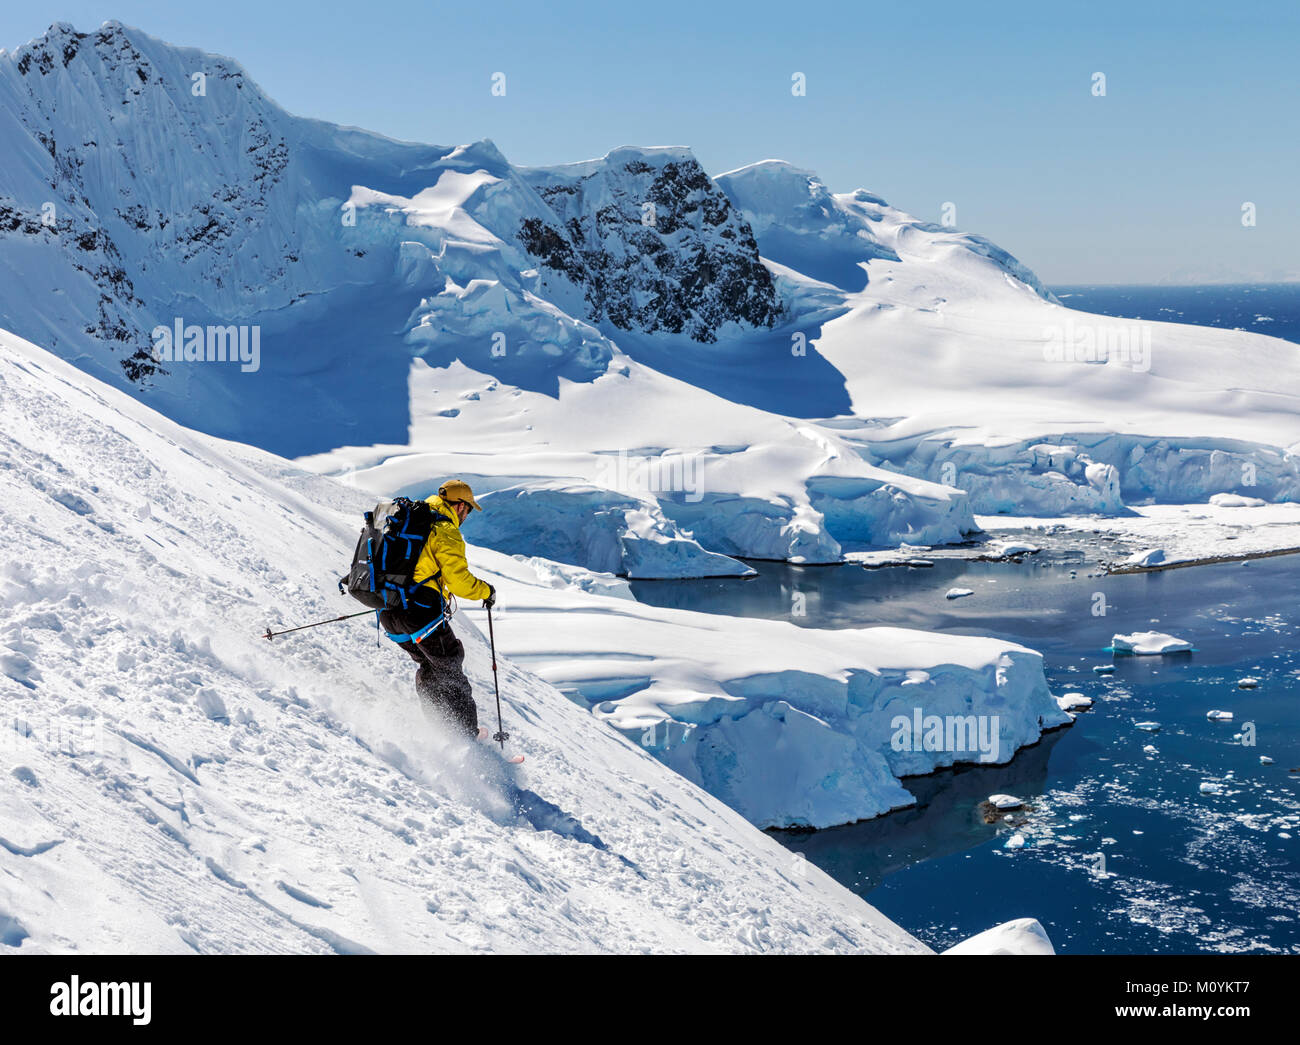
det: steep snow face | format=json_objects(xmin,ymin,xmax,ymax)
[
  {"xmin": 0, "ymin": 326, "xmax": 931, "ymax": 954},
  {"xmin": 518, "ymin": 147, "xmax": 784, "ymax": 342},
  {"xmin": 716, "ymin": 160, "xmax": 1056, "ymax": 301},
  {"xmin": 342, "ymin": 149, "xmax": 620, "ymax": 388},
  {"xmin": 715, "ymin": 160, "xmax": 899, "ymax": 292},
  {"xmin": 8, "ymin": 23, "xmax": 294, "ymax": 309},
  {"xmin": 0, "ymin": 22, "xmax": 443, "ymax": 380}
]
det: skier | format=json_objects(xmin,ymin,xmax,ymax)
[{"xmin": 378, "ymin": 479, "xmax": 496, "ymax": 738}]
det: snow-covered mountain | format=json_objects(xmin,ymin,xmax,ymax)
[
  {"xmin": 0, "ymin": 20, "xmax": 1132, "ymax": 572},
  {"xmin": 715, "ymin": 159, "xmax": 1057, "ymax": 301},
  {"xmin": 715, "ymin": 161, "xmax": 1300, "ymax": 513},
  {"xmin": 0, "ymin": 323, "xmax": 1056, "ymax": 952},
  {"xmin": 6, "ymin": 22, "xmax": 1297, "ymax": 575},
  {"xmin": 19, "ymin": 19, "xmax": 1285, "ymax": 953},
  {"xmin": 0, "ymin": 24, "xmax": 781, "ymax": 407}
]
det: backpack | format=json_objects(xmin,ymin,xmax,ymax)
[{"xmin": 339, "ymin": 497, "xmax": 446, "ymax": 613}]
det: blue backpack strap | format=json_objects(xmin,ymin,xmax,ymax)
[{"xmin": 384, "ymin": 612, "xmax": 447, "ymax": 645}]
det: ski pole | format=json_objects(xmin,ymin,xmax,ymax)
[
  {"xmin": 486, "ymin": 603, "xmax": 508, "ymax": 749},
  {"xmin": 263, "ymin": 608, "xmax": 375, "ymax": 641}
]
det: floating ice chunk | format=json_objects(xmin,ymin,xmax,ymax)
[
  {"xmin": 1206, "ymin": 710, "xmax": 1234, "ymax": 721},
  {"xmin": 1004, "ymin": 833, "xmax": 1026, "ymax": 849},
  {"xmin": 943, "ymin": 918, "xmax": 1055, "ymax": 955},
  {"xmin": 1209, "ymin": 493, "xmax": 1267, "ymax": 508},
  {"xmin": 988, "ymin": 793, "xmax": 1024, "ymax": 810},
  {"xmin": 1260, "ymin": 756, "xmax": 1275, "ymax": 765},
  {"xmin": 1093, "ymin": 664, "xmax": 1115, "ymax": 675},
  {"xmin": 1123, "ymin": 548, "xmax": 1166, "ymax": 567},
  {"xmin": 1237, "ymin": 677, "xmax": 1259, "ymax": 689},
  {"xmin": 1056, "ymin": 692, "xmax": 1092, "ymax": 711},
  {"xmin": 1135, "ymin": 721, "xmax": 1161, "ymax": 732},
  {"xmin": 1112, "ymin": 631, "xmax": 1193, "ymax": 655},
  {"xmin": 850, "ymin": 551, "xmax": 934, "ymax": 569},
  {"xmin": 945, "ymin": 587, "xmax": 974, "ymax": 600},
  {"xmin": 1199, "ymin": 782, "xmax": 1222, "ymax": 795},
  {"xmin": 987, "ymin": 540, "xmax": 1039, "ymax": 559},
  {"xmin": 1143, "ymin": 744, "xmax": 1158, "ymax": 754}
]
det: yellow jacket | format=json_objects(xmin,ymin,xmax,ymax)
[{"xmin": 414, "ymin": 495, "xmax": 491, "ymax": 605}]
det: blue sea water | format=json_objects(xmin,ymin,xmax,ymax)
[
  {"xmin": 631, "ymin": 552, "xmax": 1300, "ymax": 954},
  {"xmin": 624, "ymin": 283, "xmax": 1300, "ymax": 953},
  {"xmin": 1053, "ymin": 283, "xmax": 1300, "ymax": 346}
]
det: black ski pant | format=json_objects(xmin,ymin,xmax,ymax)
[{"xmin": 380, "ymin": 607, "xmax": 478, "ymax": 738}]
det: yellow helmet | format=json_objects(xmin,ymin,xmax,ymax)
[{"xmin": 438, "ymin": 479, "xmax": 483, "ymax": 512}]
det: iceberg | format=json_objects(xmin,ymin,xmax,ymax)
[
  {"xmin": 1112, "ymin": 632, "xmax": 1193, "ymax": 655},
  {"xmin": 943, "ymin": 918, "xmax": 1056, "ymax": 955}
]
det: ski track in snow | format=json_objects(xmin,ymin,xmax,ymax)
[{"xmin": 0, "ymin": 331, "xmax": 929, "ymax": 954}]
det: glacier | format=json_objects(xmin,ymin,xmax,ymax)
[{"xmin": 480, "ymin": 548, "xmax": 1070, "ymax": 829}]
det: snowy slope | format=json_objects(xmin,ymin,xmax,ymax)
[
  {"xmin": 0, "ymin": 23, "xmax": 439, "ymax": 376},
  {"xmin": 298, "ymin": 355, "xmax": 978, "ymax": 573},
  {"xmin": 716, "ymin": 159, "xmax": 1057, "ymax": 301},
  {"xmin": 0, "ymin": 326, "xmax": 937, "ymax": 954},
  {"xmin": 717, "ymin": 161, "xmax": 1300, "ymax": 512}
]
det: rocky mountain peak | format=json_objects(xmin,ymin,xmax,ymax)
[{"xmin": 518, "ymin": 148, "xmax": 785, "ymax": 342}]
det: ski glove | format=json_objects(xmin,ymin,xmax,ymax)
[{"xmin": 483, "ymin": 584, "xmax": 496, "ymax": 610}]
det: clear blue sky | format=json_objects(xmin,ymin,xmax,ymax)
[{"xmin": 6, "ymin": 0, "xmax": 1297, "ymax": 284}]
